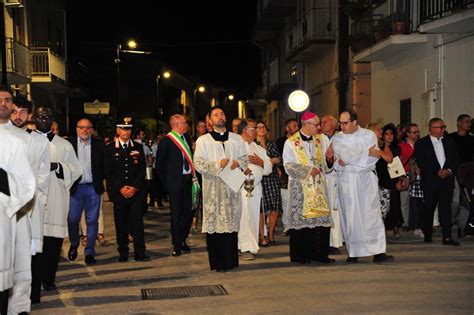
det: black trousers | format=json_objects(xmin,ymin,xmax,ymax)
[
  {"xmin": 423, "ymin": 181, "xmax": 454, "ymax": 239},
  {"xmin": 113, "ymin": 191, "xmax": 146, "ymax": 257},
  {"xmin": 30, "ymin": 253, "xmax": 42, "ymax": 304},
  {"xmin": 169, "ymin": 175, "xmax": 193, "ymax": 247},
  {"xmin": 40, "ymin": 236, "xmax": 64, "ymax": 286},
  {"xmin": 289, "ymin": 227, "xmax": 330, "ymax": 263},
  {"xmin": 0, "ymin": 289, "xmax": 8, "ymax": 315},
  {"xmin": 206, "ymin": 232, "xmax": 239, "ymax": 271},
  {"xmin": 409, "ymin": 197, "xmax": 425, "ymax": 229}
]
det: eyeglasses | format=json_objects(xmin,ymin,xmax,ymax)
[
  {"xmin": 410, "ymin": 131, "xmax": 420, "ymax": 134},
  {"xmin": 257, "ymin": 125, "xmax": 266, "ymax": 129},
  {"xmin": 77, "ymin": 126, "xmax": 93, "ymax": 130},
  {"xmin": 339, "ymin": 121, "xmax": 351, "ymax": 126},
  {"xmin": 307, "ymin": 122, "xmax": 321, "ymax": 127},
  {"xmin": 431, "ymin": 125, "xmax": 446, "ymax": 129}
]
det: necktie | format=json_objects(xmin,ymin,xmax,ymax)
[
  {"xmin": 123, "ymin": 143, "xmax": 128, "ymax": 149},
  {"xmin": 181, "ymin": 136, "xmax": 190, "ymax": 172}
]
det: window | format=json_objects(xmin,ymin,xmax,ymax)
[{"xmin": 400, "ymin": 98, "xmax": 411, "ymax": 126}]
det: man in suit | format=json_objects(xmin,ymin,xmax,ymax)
[
  {"xmin": 156, "ymin": 114, "xmax": 193, "ymax": 256},
  {"xmin": 104, "ymin": 117, "xmax": 149, "ymax": 261},
  {"xmin": 67, "ymin": 117, "xmax": 105, "ymax": 265},
  {"xmin": 415, "ymin": 118, "xmax": 459, "ymax": 246}
]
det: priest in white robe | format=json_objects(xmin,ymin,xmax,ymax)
[
  {"xmin": 33, "ymin": 106, "xmax": 81, "ymax": 291},
  {"xmin": 283, "ymin": 112, "xmax": 335, "ymax": 264},
  {"xmin": 332, "ymin": 110, "xmax": 394, "ymax": 264},
  {"xmin": 8, "ymin": 95, "xmax": 50, "ymax": 309},
  {"xmin": 0, "ymin": 87, "xmax": 35, "ymax": 314},
  {"xmin": 238, "ymin": 120, "xmax": 272, "ymax": 260},
  {"xmin": 194, "ymin": 107, "xmax": 248, "ymax": 271},
  {"xmin": 321, "ymin": 114, "xmax": 344, "ymax": 254}
]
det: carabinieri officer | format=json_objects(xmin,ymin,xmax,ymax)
[{"xmin": 104, "ymin": 117, "xmax": 149, "ymax": 261}]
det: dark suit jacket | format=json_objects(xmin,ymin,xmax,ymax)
[
  {"xmin": 70, "ymin": 137, "xmax": 106, "ymax": 195},
  {"xmin": 414, "ymin": 135, "xmax": 458, "ymax": 189},
  {"xmin": 156, "ymin": 132, "xmax": 193, "ymax": 193},
  {"xmin": 104, "ymin": 140, "xmax": 147, "ymax": 202}
]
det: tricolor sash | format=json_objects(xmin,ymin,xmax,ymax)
[
  {"xmin": 289, "ymin": 132, "xmax": 330, "ymax": 219},
  {"xmin": 167, "ymin": 131, "xmax": 195, "ymax": 176},
  {"xmin": 167, "ymin": 131, "xmax": 201, "ymax": 208}
]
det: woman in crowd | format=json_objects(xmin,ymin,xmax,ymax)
[
  {"xmin": 255, "ymin": 121, "xmax": 283, "ymax": 245},
  {"xmin": 376, "ymin": 123, "xmax": 405, "ymax": 238}
]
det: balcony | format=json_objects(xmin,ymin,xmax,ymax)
[
  {"xmin": 351, "ymin": 1, "xmax": 428, "ymax": 62},
  {"xmin": 285, "ymin": 7, "xmax": 336, "ymax": 62},
  {"xmin": 0, "ymin": 38, "xmax": 31, "ymax": 84},
  {"xmin": 31, "ymin": 47, "xmax": 67, "ymax": 88},
  {"xmin": 256, "ymin": 0, "xmax": 296, "ymax": 30},
  {"xmin": 419, "ymin": 0, "xmax": 474, "ymax": 33}
]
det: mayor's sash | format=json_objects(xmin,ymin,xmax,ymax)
[
  {"xmin": 167, "ymin": 131, "xmax": 200, "ymax": 208},
  {"xmin": 289, "ymin": 132, "xmax": 330, "ymax": 219}
]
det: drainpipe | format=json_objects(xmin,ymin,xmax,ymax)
[
  {"xmin": 439, "ymin": 35, "xmax": 444, "ymax": 120},
  {"xmin": 338, "ymin": 0, "xmax": 349, "ymax": 113},
  {"xmin": 0, "ymin": 3, "xmax": 8, "ymax": 85}
]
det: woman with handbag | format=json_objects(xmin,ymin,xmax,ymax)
[{"xmin": 375, "ymin": 123, "xmax": 405, "ymax": 238}]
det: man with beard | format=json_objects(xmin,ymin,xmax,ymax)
[
  {"xmin": 0, "ymin": 86, "xmax": 35, "ymax": 314},
  {"xmin": 194, "ymin": 107, "xmax": 247, "ymax": 271},
  {"xmin": 7, "ymin": 95, "xmax": 50, "ymax": 309},
  {"xmin": 34, "ymin": 106, "xmax": 82, "ymax": 291},
  {"xmin": 67, "ymin": 117, "xmax": 105, "ymax": 266}
]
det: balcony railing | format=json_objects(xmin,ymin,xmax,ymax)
[
  {"xmin": 286, "ymin": 7, "xmax": 335, "ymax": 59},
  {"xmin": 420, "ymin": 0, "xmax": 474, "ymax": 23},
  {"xmin": 0, "ymin": 38, "xmax": 31, "ymax": 82},
  {"xmin": 31, "ymin": 48, "xmax": 66, "ymax": 82},
  {"xmin": 350, "ymin": 0, "xmax": 419, "ymax": 53}
]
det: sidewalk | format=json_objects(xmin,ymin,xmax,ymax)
[{"xmin": 31, "ymin": 200, "xmax": 474, "ymax": 314}]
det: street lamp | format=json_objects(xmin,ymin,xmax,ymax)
[
  {"xmin": 193, "ymin": 85, "xmax": 205, "ymax": 131},
  {"xmin": 288, "ymin": 89, "xmax": 310, "ymax": 123},
  {"xmin": 156, "ymin": 71, "xmax": 171, "ymax": 133},
  {"xmin": 115, "ymin": 40, "xmax": 152, "ymax": 117}
]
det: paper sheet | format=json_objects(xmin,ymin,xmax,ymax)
[{"xmin": 219, "ymin": 162, "xmax": 245, "ymax": 193}]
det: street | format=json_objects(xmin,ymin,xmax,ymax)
[{"xmin": 32, "ymin": 200, "xmax": 474, "ymax": 314}]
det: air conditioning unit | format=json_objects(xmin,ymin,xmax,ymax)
[{"xmin": 4, "ymin": 0, "xmax": 24, "ymax": 8}]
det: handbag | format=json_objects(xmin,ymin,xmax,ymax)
[{"xmin": 387, "ymin": 156, "xmax": 406, "ymax": 179}]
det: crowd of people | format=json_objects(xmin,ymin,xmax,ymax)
[{"xmin": 1, "ymin": 82, "xmax": 473, "ymax": 313}]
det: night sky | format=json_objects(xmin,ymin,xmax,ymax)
[{"xmin": 66, "ymin": 1, "xmax": 262, "ymax": 114}]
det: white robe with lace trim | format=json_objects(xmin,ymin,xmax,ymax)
[{"xmin": 194, "ymin": 132, "xmax": 247, "ymax": 234}]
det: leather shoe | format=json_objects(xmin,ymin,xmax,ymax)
[
  {"xmin": 118, "ymin": 255, "xmax": 128, "ymax": 262},
  {"xmin": 135, "ymin": 254, "xmax": 151, "ymax": 261},
  {"xmin": 319, "ymin": 257, "xmax": 336, "ymax": 264},
  {"xmin": 373, "ymin": 253, "xmax": 395, "ymax": 264},
  {"xmin": 172, "ymin": 249, "xmax": 181, "ymax": 257},
  {"xmin": 42, "ymin": 282, "xmax": 57, "ymax": 291},
  {"xmin": 346, "ymin": 257, "xmax": 358, "ymax": 264},
  {"xmin": 442, "ymin": 238, "xmax": 460, "ymax": 246},
  {"xmin": 181, "ymin": 242, "xmax": 191, "ymax": 252},
  {"xmin": 85, "ymin": 255, "xmax": 96, "ymax": 265},
  {"xmin": 68, "ymin": 246, "xmax": 78, "ymax": 261}
]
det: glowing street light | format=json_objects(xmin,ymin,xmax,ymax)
[
  {"xmin": 156, "ymin": 71, "xmax": 171, "ymax": 132},
  {"xmin": 193, "ymin": 85, "xmax": 206, "ymax": 130},
  {"xmin": 228, "ymin": 94, "xmax": 235, "ymax": 101},
  {"xmin": 115, "ymin": 40, "xmax": 152, "ymax": 117},
  {"xmin": 288, "ymin": 90, "xmax": 309, "ymax": 112}
]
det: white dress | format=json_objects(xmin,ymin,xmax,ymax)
[
  {"xmin": 332, "ymin": 126, "xmax": 386, "ymax": 257},
  {"xmin": 238, "ymin": 141, "xmax": 272, "ymax": 254}
]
